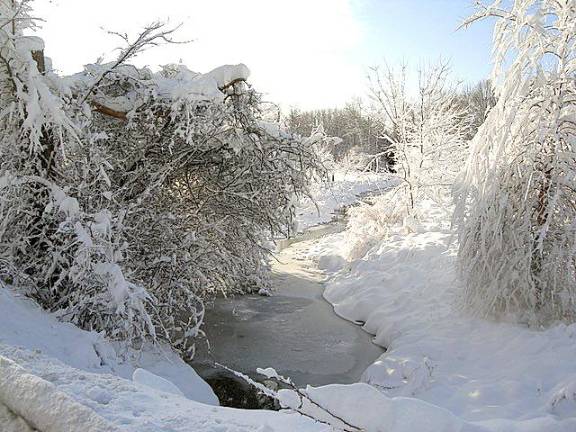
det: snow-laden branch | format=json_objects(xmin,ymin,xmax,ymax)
[
  {"xmin": 0, "ymin": 3, "xmax": 323, "ymax": 356},
  {"xmin": 367, "ymin": 59, "xmax": 471, "ymax": 220},
  {"xmin": 455, "ymin": 0, "xmax": 576, "ymax": 323}
]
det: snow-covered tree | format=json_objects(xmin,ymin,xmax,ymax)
[
  {"xmin": 74, "ymin": 58, "xmax": 322, "ymax": 355},
  {"xmin": 0, "ymin": 0, "xmax": 156, "ymax": 348},
  {"xmin": 455, "ymin": 0, "xmax": 576, "ymax": 323},
  {"xmin": 458, "ymin": 79, "xmax": 497, "ymax": 139},
  {"xmin": 284, "ymin": 101, "xmax": 389, "ymax": 168},
  {"xmin": 305, "ymin": 124, "xmax": 341, "ymax": 176},
  {"xmin": 368, "ymin": 61, "xmax": 470, "ymax": 220},
  {"xmin": 0, "ymin": 2, "xmax": 322, "ymax": 357}
]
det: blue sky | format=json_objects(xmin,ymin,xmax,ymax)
[
  {"xmin": 32, "ymin": 0, "xmax": 495, "ymax": 110},
  {"xmin": 353, "ymin": 0, "xmax": 494, "ymax": 86}
]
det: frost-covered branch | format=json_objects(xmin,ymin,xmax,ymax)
[
  {"xmin": 78, "ymin": 22, "xmax": 183, "ymax": 106},
  {"xmin": 455, "ymin": 0, "xmax": 576, "ymax": 323},
  {"xmin": 368, "ymin": 60, "xmax": 470, "ymax": 222},
  {"xmin": 0, "ymin": 3, "xmax": 323, "ymax": 357}
]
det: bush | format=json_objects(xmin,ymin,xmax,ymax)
[{"xmin": 0, "ymin": 4, "xmax": 323, "ymax": 356}]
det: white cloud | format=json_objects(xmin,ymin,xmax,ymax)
[{"xmin": 32, "ymin": 0, "xmax": 366, "ymax": 109}]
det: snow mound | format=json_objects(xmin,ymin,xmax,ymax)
[
  {"xmin": 317, "ymin": 254, "xmax": 347, "ymax": 272},
  {"xmin": 132, "ymin": 368, "xmax": 184, "ymax": 397},
  {"xmin": 282, "ymin": 383, "xmax": 465, "ymax": 432},
  {"xmin": 0, "ymin": 287, "xmax": 218, "ymax": 406},
  {"xmin": 548, "ymin": 374, "xmax": 576, "ymax": 418},
  {"xmin": 206, "ymin": 63, "xmax": 250, "ymax": 89},
  {"xmin": 0, "ymin": 344, "xmax": 325, "ymax": 431},
  {"xmin": 0, "ymin": 355, "xmax": 118, "ymax": 432}
]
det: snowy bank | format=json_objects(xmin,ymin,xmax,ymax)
[
  {"xmin": 0, "ymin": 342, "xmax": 328, "ymax": 432},
  {"xmin": 0, "ymin": 287, "xmax": 323, "ymax": 431},
  {"xmin": 300, "ymin": 198, "xmax": 576, "ymax": 431},
  {"xmin": 0, "ymin": 355, "xmax": 118, "ymax": 432},
  {"xmin": 294, "ymin": 170, "xmax": 395, "ymax": 232},
  {"xmin": 0, "ymin": 288, "xmax": 218, "ymax": 406}
]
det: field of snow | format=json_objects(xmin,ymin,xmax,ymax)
[{"xmin": 292, "ymin": 197, "xmax": 576, "ymax": 431}]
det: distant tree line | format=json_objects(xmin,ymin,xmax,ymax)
[
  {"xmin": 283, "ymin": 79, "xmax": 496, "ymax": 173},
  {"xmin": 284, "ymin": 100, "xmax": 389, "ymax": 162}
]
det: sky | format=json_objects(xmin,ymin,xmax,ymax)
[{"xmin": 31, "ymin": 0, "xmax": 495, "ymax": 110}]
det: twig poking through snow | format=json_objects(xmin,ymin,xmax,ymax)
[{"xmin": 214, "ymin": 363, "xmax": 363, "ymax": 431}]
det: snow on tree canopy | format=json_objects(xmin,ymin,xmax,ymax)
[
  {"xmin": 0, "ymin": 6, "xmax": 324, "ymax": 358},
  {"xmin": 205, "ymin": 63, "xmax": 250, "ymax": 89},
  {"xmin": 159, "ymin": 63, "xmax": 249, "ymax": 102},
  {"xmin": 65, "ymin": 62, "xmax": 251, "ymax": 113},
  {"xmin": 455, "ymin": 0, "xmax": 576, "ymax": 323}
]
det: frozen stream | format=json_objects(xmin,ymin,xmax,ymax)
[{"xmin": 193, "ymin": 234, "xmax": 384, "ymax": 388}]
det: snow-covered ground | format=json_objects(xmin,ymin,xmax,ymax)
[
  {"xmin": 2, "ymin": 175, "xmax": 575, "ymax": 431},
  {"xmin": 0, "ymin": 277, "xmax": 475, "ymax": 432},
  {"xmin": 0, "ymin": 287, "xmax": 218, "ymax": 407},
  {"xmin": 0, "ymin": 287, "xmax": 328, "ymax": 431},
  {"xmin": 294, "ymin": 170, "xmax": 395, "ymax": 232},
  {"xmin": 291, "ymin": 198, "xmax": 576, "ymax": 432}
]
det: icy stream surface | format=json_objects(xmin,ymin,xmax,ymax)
[{"xmin": 193, "ymin": 239, "xmax": 384, "ymax": 387}]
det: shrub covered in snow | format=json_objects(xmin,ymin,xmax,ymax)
[
  {"xmin": 0, "ymin": 2, "xmax": 323, "ymax": 356},
  {"xmin": 455, "ymin": 0, "xmax": 576, "ymax": 323}
]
